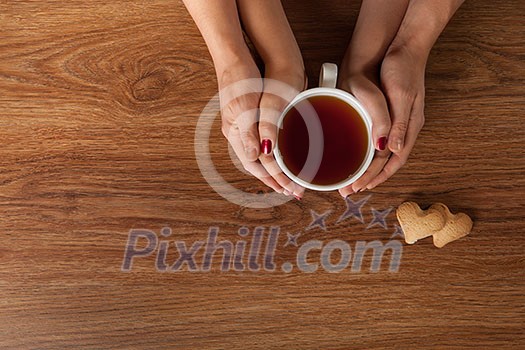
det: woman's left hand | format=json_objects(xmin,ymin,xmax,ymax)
[{"xmin": 338, "ymin": 42, "xmax": 427, "ymax": 196}]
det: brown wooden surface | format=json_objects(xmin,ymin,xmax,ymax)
[{"xmin": 1, "ymin": 1, "xmax": 524, "ymax": 349}]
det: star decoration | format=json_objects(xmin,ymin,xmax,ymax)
[
  {"xmin": 284, "ymin": 232, "xmax": 301, "ymax": 247},
  {"xmin": 306, "ymin": 209, "xmax": 331, "ymax": 231},
  {"xmin": 337, "ymin": 195, "xmax": 371, "ymax": 224},
  {"xmin": 367, "ymin": 207, "xmax": 393, "ymax": 230},
  {"xmin": 391, "ymin": 224, "xmax": 405, "ymax": 239}
]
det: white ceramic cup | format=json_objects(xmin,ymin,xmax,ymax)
[{"xmin": 274, "ymin": 63, "xmax": 374, "ymax": 191}]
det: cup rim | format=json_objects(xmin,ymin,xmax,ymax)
[{"xmin": 274, "ymin": 87, "xmax": 374, "ymax": 191}]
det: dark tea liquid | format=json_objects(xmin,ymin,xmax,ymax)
[{"xmin": 278, "ymin": 95, "xmax": 368, "ymax": 186}]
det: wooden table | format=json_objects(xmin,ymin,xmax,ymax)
[{"xmin": 1, "ymin": 1, "xmax": 524, "ymax": 348}]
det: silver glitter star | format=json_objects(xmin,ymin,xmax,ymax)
[
  {"xmin": 306, "ymin": 209, "xmax": 331, "ymax": 231},
  {"xmin": 367, "ymin": 207, "xmax": 393, "ymax": 229},
  {"xmin": 337, "ymin": 195, "xmax": 371, "ymax": 224},
  {"xmin": 284, "ymin": 232, "xmax": 301, "ymax": 247},
  {"xmin": 391, "ymin": 224, "xmax": 405, "ymax": 239}
]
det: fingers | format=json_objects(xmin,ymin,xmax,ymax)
[
  {"xmin": 258, "ymin": 95, "xmax": 284, "ymax": 156},
  {"xmin": 220, "ymin": 85, "xmax": 278, "ymax": 192},
  {"xmin": 226, "ymin": 126, "xmax": 284, "ymax": 194},
  {"xmin": 383, "ymin": 82, "xmax": 416, "ymax": 154},
  {"xmin": 218, "ymin": 69, "xmax": 301, "ymax": 196},
  {"xmin": 257, "ymin": 74, "xmax": 303, "ymax": 154},
  {"xmin": 341, "ymin": 148, "xmax": 391, "ymax": 196},
  {"xmin": 366, "ymin": 94, "xmax": 425, "ymax": 190},
  {"xmin": 258, "ymin": 92, "xmax": 303, "ymax": 197},
  {"xmin": 259, "ymin": 153, "xmax": 304, "ymax": 197},
  {"xmin": 337, "ymin": 76, "xmax": 392, "ymax": 198},
  {"xmin": 257, "ymin": 76, "xmax": 305, "ymax": 197}
]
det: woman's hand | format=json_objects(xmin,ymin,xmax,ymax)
[
  {"xmin": 337, "ymin": 72, "xmax": 393, "ymax": 197},
  {"xmin": 217, "ymin": 56, "xmax": 306, "ymax": 197},
  {"xmin": 336, "ymin": 0, "xmax": 410, "ymax": 198},
  {"xmin": 370, "ymin": 43, "xmax": 426, "ymax": 189},
  {"xmin": 231, "ymin": 0, "xmax": 307, "ymax": 199},
  {"xmin": 338, "ymin": 43, "xmax": 426, "ymax": 196},
  {"xmin": 183, "ymin": 0, "xmax": 306, "ymax": 198},
  {"xmin": 338, "ymin": 0, "xmax": 463, "ymax": 197},
  {"xmin": 256, "ymin": 65, "xmax": 307, "ymax": 198},
  {"xmin": 217, "ymin": 58, "xmax": 279, "ymax": 193}
]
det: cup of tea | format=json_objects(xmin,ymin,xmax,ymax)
[{"xmin": 274, "ymin": 63, "xmax": 374, "ymax": 191}]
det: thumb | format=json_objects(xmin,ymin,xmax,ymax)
[
  {"xmin": 345, "ymin": 78, "xmax": 392, "ymax": 151},
  {"xmin": 258, "ymin": 94, "xmax": 287, "ymax": 155}
]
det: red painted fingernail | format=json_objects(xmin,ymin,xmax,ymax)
[
  {"xmin": 377, "ymin": 136, "xmax": 387, "ymax": 151},
  {"xmin": 294, "ymin": 194, "xmax": 302, "ymax": 201},
  {"xmin": 261, "ymin": 139, "xmax": 272, "ymax": 155}
]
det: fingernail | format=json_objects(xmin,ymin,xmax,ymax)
[
  {"xmin": 293, "ymin": 194, "xmax": 302, "ymax": 201},
  {"xmin": 343, "ymin": 189, "xmax": 354, "ymax": 199},
  {"xmin": 377, "ymin": 137, "xmax": 387, "ymax": 151},
  {"xmin": 261, "ymin": 139, "xmax": 272, "ymax": 155},
  {"xmin": 395, "ymin": 139, "xmax": 403, "ymax": 152},
  {"xmin": 283, "ymin": 189, "xmax": 291, "ymax": 196},
  {"xmin": 359, "ymin": 188, "xmax": 366, "ymax": 193}
]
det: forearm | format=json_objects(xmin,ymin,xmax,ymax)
[
  {"xmin": 391, "ymin": 0, "xmax": 465, "ymax": 59},
  {"xmin": 343, "ymin": 0, "xmax": 409, "ymax": 77},
  {"xmin": 182, "ymin": 0, "xmax": 251, "ymax": 72},
  {"xmin": 236, "ymin": 0, "xmax": 303, "ymax": 73}
]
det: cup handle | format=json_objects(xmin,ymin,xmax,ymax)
[{"xmin": 319, "ymin": 63, "xmax": 338, "ymax": 89}]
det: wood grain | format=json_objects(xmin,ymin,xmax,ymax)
[{"xmin": 1, "ymin": 0, "xmax": 524, "ymax": 349}]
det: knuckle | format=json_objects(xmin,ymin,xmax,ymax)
[
  {"xmin": 395, "ymin": 88, "xmax": 414, "ymax": 101},
  {"xmin": 240, "ymin": 129, "xmax": 257, "ymax": 144},
  {"xmin": 258, "ymin": 120, "xmax": 277, "ymax": 135},
  {"xmin": 243, "ymin": 162, "xmax": 258, "ymax": 175},
  {"xmin": 260, "ymin": 94, "xmax": 287, "ymax": 110},
  {"xmin": 418, "ymin": 115, "xmax": 426, "ymax": 130},
  {"xmin": 383, "ymin": 165, "xmax": 396, "ymax": 178},
  {"xmin": 221, "ymin": 123, "xmax": 231, "ymax": 138},
  {"xmin": 374, "ymin": 118, "xmax": 391, "ymax": 132},
  {"xmin": 393, "ymin": 119, "xmax": 409, "ymax": 134},
  {"xmin": 398, "ymin": 155, "xmax": 408, "ymax": 167},
  {"xmin": 222, "ymin": 101, "xmax": 239, "ymax": 119},
  {"xmin": 376, "ymin": 151, "xmax": 391, "ymax": 160},
  {"xmin": 229, "ymin": 121, "xmax": 241, "ymax": 135},
  {"xmin": 222, "ymin": 94, "xmax": 260, "ymax": 119},
  {"xmin": 384, "ymin": 81, "xmax": 415, "ymax": 102},
  {"xmin": 239, "ymin": 92, "xmax": 261, "ymax": 109}
]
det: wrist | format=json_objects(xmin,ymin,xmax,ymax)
[
  {"xmin": 262, "ymin": 45, "xmax": 304, "ymax": 73},
  {"xmin": 391, "ymin": 18, "xmax": 438, "ymax": 60},
  {"xmin": 265, "ymin": 62, "xmax": 306, "ymax": 90},
  {"xmin": 212, "ymin": 43, "xmax": 254, "ymax": 76},
  {"xmin": 392, "ymin": 0, "xmax": 464, "ymax": 59},
  {"xmin": 265, "ymin": 55, "xmax": 305, "ymax": 76}
]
